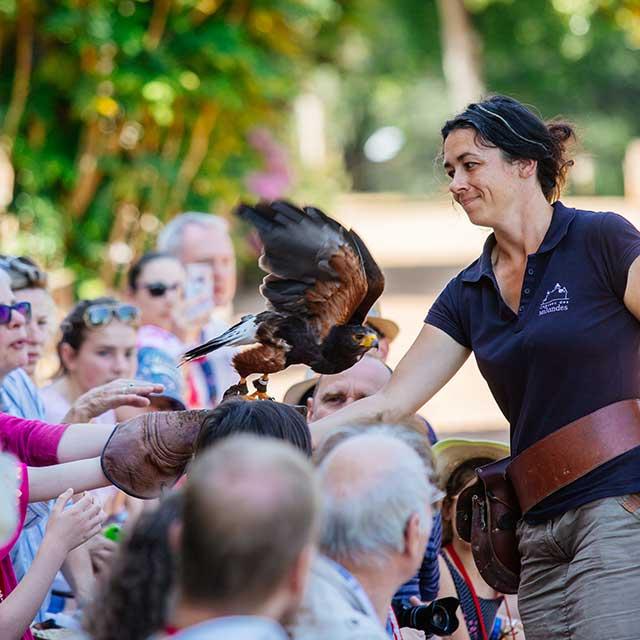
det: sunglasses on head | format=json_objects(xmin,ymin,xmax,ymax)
[
  {"xmin": 0, "ymin": 301, "xmax": 31, "ymax": 325},
  {"xmin": 83, "ymin": 304, "xmax": 140, "ymax": 328},
  {"xmin": 141, "ymin": 282, "xmax": 182, "ymax": 298}
]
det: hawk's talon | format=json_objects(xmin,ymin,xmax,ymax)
[
  {"xmin": 223, "ymin": 379, "xmax": 249, "ymax": 399},
  {"xmin": 252, "ymin": 376, "xmax": 269, "ymax": 393},
  {"xmin": 247, "ymin": 375, "xmax": 271, "ymax": 401},
  {"xmin": 246, "ymin": 390, "xmax": 273, "ymax": 401}
]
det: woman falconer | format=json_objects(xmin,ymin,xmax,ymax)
[{"xmin": 311, "ymin": 94, "xmax": 640, "ymax": 639}]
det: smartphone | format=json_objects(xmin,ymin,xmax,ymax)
[{"xmin": 185, "ymin": 263, "xmax": 214, "ymax": 321}]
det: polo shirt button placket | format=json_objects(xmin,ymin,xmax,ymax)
[
  {"xmin": 516, "ymin": 257, "xmax": 537, "ymax": 330},
  {"xmin": 515, "ymin": 302, "xmax": 526, "ymax": 332}
]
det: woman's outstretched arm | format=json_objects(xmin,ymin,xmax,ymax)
[
  {"xmin": 28, "ymin": 458, "xmax": 109, "ymax": 502},
  {"xmin": 310, "ymin": 324, "xmax": 470, "ymax": 445}
]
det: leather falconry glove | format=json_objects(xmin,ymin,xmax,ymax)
[{"xmin": 100, "ymin": 410, "xmax": 212, "ymax": 499}]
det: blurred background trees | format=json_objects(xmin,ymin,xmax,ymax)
[
  {"xmin": 1, "ymin": 0, "xmax": 640, "ymax": 293},
  {"xmin": 0, "ymin": 0, "xmax": 337, "ymax": 293},
  {"xmin": 317, "ymin": 0, "xmax": 640, "ymax": 195}
]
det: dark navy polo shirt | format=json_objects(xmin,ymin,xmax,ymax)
[{"xmin": 426, "ymin": 201, "xmax": 640, "ymax": 522}]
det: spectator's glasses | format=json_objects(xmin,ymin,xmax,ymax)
[
  {"xmin": 140, "ymin": 282, "xmax": 182, "ymax": 298},
  {"xmin": 0, "ymin": 301, "xmax": 31, "ymax": 325},
  {"xmin": 83, "ymin": 304, "xmax": 140, "ymax": 328}
]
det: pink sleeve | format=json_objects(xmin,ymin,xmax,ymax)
[
  {"xmin": 0, "ymin": 413, "xmax": 69, "ymax": 466},
  {"xmin": 0, "ymin": 462, "xmax": 28, "ymax": 561}
]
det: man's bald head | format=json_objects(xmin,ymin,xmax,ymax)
[
  {"xmin": 181, "ymin": 435, "xmax": 322, "ymax": 610},
  {"xmin": 308, "ymin": 356, "xmax": 392, "ymax": 422},
  {"xmin": 318, "ymin": 432, "xmax": 432, "ymax": 570}
]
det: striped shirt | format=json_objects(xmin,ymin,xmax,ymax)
[{"xmin": 393, "ymin": 511, "xmax": 442, "ymax": 605}]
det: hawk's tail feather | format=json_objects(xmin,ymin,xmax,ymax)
[{"xmin": 181, "ymin": 315, "xmax": 259, "ymax": 364}]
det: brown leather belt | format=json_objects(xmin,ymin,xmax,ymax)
[{"xmin": 507, "ymin": 399, "xmax": 640, "ymax": 514}]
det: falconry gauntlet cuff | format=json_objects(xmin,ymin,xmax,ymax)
[{"xmin": 100, "ymin": 410, "xmax": 211, "ymax": 499}]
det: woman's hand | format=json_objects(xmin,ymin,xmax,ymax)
[
  {"xmin": 62, "ymin": 379, "xmax": 164, "ymax": 423},
  {"xmin": 44, "ymin": 489, "xmax": 104, "ymax": 554}
]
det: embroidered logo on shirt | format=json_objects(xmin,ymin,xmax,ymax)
[{"xmin": 539, "ymin": 283, "xmax": 570, "ymax": 316}]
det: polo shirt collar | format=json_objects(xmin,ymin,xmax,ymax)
[
  {"xmin": 461, "ymin": 234, "xmax": 495, "ymax": 283},
  {"xmin": 461, "ymin": 200, "xmax": 576, "ymax": 284},
  {"xmin": 537, "ymin": 200, "xmax": 576, "ymax": 253}
]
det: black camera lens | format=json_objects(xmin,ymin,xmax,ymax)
[
  {"xmin": 394, "ymin": 597, "xmax": 460, "ymax": 636},
  {"xmin": 430, "ymin": 606, "xmax": 448, "ymax": 630}
]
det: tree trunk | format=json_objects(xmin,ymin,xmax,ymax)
[
  {"xmin": 66, "ymin": 119, "xmax": 105, "ymax": 219},
  {"xmin": 145, "ymin": 0, "xmax": 172, "ymax": 51},
  {"xmin": 436, "ymin": 0, "xmax": 485, "ymax": 112},
  {"xmin": 3, "ymin": 0, "xmax": 35, "ymax": 150},
  {"xmin": 166, "ymin": 101, "xmax": 218, "ymax": 216}
]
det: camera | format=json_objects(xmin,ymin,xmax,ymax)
[{"xmin": 394, "ymin": 597, "xmax": 460, "ymax": 636}]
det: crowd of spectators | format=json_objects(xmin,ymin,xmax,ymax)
[
  {"xmin": 0, "ymin": 208, "xmax": 522, "ymax": 640},
  {"xmin": 4, "ymin": 91, "xmax": 639, "ymax": 640}
]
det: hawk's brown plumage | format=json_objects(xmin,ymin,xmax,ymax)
[{"xmin": 182, "ymin": 200, "xmax": 385, "ymax": 385}]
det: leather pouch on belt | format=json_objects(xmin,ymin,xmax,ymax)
[
  {"xmin": 456, "ymin": 457, "xmax": 522, "ymax": 595},
  {"xmin": 100, "ymin": 410, "xmax": 211, "ymax": 499}
]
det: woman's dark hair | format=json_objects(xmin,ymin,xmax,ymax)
[
  {"xmin": 57, "ymin": 296, "xmax": 119, "ymax": 373},
  {"xmin": 441, "ymin": 95, "xmax": 575, "ymax": 202},
  {"xmin": 195, "ymin": 399, "xmax": 313, "ymax": 458},
  {"xmin": 85, "ymin": 492, "xmax": 182, "ymax": 640},
  {"xmin": 441, "ymin": 456, "xmax": 493, "ymax": 545},
  {"xmin": 127, "ymin": 251, "xmax": 177, "ymax": 291}
]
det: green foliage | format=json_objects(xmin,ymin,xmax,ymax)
[
  {"xmin": 0, "ymin": 0, "xmax": 337, "ymax": 289},
  {"xmin": 3, "ymin": 0, "xmax": 640, "ymax": 293},
  {"xmin": 473, "ymin": 0, "xmax": 640, "ymax": 195},
  {"xmin": 319, "ymin": 0, "xmax": 640, "ymax": 195}
]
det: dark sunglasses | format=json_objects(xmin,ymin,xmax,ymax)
[
  {"xmin": 83, "ymin": 304, "xmax": 140, "ymax": 328},
  {"xmin": 0, "ymin": 301, "xmax": 32, "ymax": 325},
  {"xmin": 140, "ymin": 282, "xmax": 182, "ymax": 298}
]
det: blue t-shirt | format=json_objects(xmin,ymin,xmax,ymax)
[
  {"xmin": 426, "ymin": 202, "xmax": 640, "ymax": 522},
  {"xmin": 0, "ymin": 368, "xmax": 46, "ymax": 420}
]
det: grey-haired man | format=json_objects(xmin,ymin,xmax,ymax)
[
  {"xmin": 289, "ymin": 429, "xmax": 435, "ymax": 640},
  {"xmin": 157, "ymin": 212, "xmax": 238, "ymax": 403}
]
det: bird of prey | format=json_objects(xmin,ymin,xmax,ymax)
[{"xmin": 182, "ymin": 200, "xmax": 385, "ymax": 400}]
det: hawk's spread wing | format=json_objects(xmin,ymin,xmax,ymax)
[
  {"xmin": 346, "ymin": 229, "xmax": 385, "ymax": 325},
  {"xmin": 237, "ymin": 201, "xmax": 385, "ymax": 341}
]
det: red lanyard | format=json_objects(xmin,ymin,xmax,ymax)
[
  {"xmin": 446, "ymin": 545, "xmax": 489, "ymax": 640},
  {"xmin": 388, "ymin": 606, "xmax": 402, "ymax": 640}
]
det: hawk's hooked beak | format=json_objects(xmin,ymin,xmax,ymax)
[{"xmin": 359, "ymin": 333, "xmax": 379, "ymax": 349}]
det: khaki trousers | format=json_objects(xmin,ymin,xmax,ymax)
[{"xmin": 517, "ymin": 494, "xmax": 640, "ymax": 639}]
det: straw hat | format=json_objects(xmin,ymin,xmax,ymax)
[
  {"xmin": 432, "ymin": 437, "xmax": 510, "ymax": 491},
  {"xmin": 365, "ymin": 302, "xmax": 399, "ymax": 343},
  {"xmin": 282, "ymin": 370, "xmax": 320, "ymax": 406}
]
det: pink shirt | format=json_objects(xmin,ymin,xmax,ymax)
[{"xmin": 0, "ymin": 413, "xmax": 68, "ymax": 640}]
